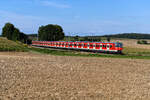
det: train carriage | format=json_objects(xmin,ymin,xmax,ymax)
[{"xmin": 32, "ymin": 41, "xmax": 123, "ymax": 54}]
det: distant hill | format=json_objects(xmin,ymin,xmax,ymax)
[
  {"xmin": 103, "ymin": 33, "xmax": 150, "ymax": 39},
  {"xmin": 27, "ymin": 33, "xmax": 150, "ymax": 41}
]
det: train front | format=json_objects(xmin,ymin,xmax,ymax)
[{"xmin": 115, "ymin": 43, "xmax": 123, "ymax": 54}]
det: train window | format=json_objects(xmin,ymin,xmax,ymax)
[
  {"xmin": 120, "ymin": 43, "xmax": 123, "ymax": 48},
  {"xmin": 79, "ymin": 44, "xmax": 82, "ymax": 46},
  {"xmin": 69, "ymin": 44, "xmax": 72, "ymax": 46},
  {"xmin": 115, "ymin": 43, "xmax": 123, "ymax": 47},
  {"xmin": 110, "ymin": 45, "xmax": 113, "ymax": 48},
  {"xmin": 103, "ymin": 45, "xmax": 106, "ymax": 48},
  {"xmin": 84, "ymin": 44, "xmax": 87, "ymax": 47},
  {"xmin": 107, "ymin": 45, "xmax": 109, "ymax": 48},
  {"xmin": 90, "ymin": 44, "xmax": 93, "ymax": 47},
  {"xmin": 96, "ymin": 45, "xmax": 100, "ymax": 48}
]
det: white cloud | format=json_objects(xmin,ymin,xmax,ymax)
[
  {"xmin": 41, "ymin": 1, "xmax": 70, "ymax": 8},
  {"xmin": 74, "ymin": 15, "xmax": 80, "ymax": 19}
]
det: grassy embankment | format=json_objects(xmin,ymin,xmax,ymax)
[
  {"xmin": 1, "ymin": 37, "xmax": 150, "ymax": 59},
  {"xmin": 30, "ymin": 46, "xmax": 150, "ymax": 59},
  {"xmin": 0, "ymin": 37, "xmax": 28, "ymax": 52}
]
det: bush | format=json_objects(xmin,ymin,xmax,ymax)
[{"xmin": 137, "ymin": 40, "xmax": 148, "ymax": 44}]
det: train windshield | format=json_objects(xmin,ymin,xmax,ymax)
[{"xmin": 115, "ymin": 43, "xmax": 123, "ymax": 47}]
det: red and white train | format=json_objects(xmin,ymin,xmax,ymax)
[{"xmin": 32, "ymin": 41, "xmax": 123, "ymax": 54}]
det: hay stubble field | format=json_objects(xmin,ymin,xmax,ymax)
[{"xmin": 1, "ymin": 51, "xmax": 150, "ymax": 100}]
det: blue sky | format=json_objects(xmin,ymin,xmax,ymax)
[{"xmin": 0, "ymin": 0, "xmax": 150, "ymax": 36}]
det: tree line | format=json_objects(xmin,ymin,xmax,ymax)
[
  {"xmin": 2, "ymin": 22, "xmax": 150, "ymax": 44},
  {"xmin": 2, "ymin": 23, "xmax": 31, "ymax": 44},
  {"xmin": 103, "ymin": 33, "xmax": 150, "ymax": 39},
  {"xmin": 1, "ymin": 23, "xmax": 65, "ymax": 43}
]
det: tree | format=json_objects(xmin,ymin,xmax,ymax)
[
  {"xmin": 137, "ymin": 40, "xmax": 148, "ymax": 44},
  {"xmin": 83, "ymin": 37, "xmax": 88, "ymax": 41},
  {"xmin": 2, "ymin": 23, "xmax": 15, "ymax": 40},
  {"xmin": 107, "ymin": 37, "xmax": 111, "ymax": 42},
  {"xmin": 12, "ymin": 28, "xmax": 20, "ymax": 41},
  {"xmin": 74, "ymin": 35, "xmax": 79, "ymax": 41},
  {"xmin": 2, "ymin": 22, "xmax": 30, "ymax": 44},
  {"xmin": 19, "ymin": 32, "xmax": 28, "ymax": 43},
  {"xmin": 38, "ymin": 24, "xmax": 65, "ymax": 41}
]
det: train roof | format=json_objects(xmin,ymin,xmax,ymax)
[{"xmin": 33, "ymin": 41, "xmax": 122, "ymax": 44}]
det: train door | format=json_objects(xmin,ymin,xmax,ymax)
[
  {"xmin": 74, "ymin": 42, "xmax": 77, "ymax": 49},
  {"xmin": 64, "ymin": 42, "xmax": 66, "ymax": 48},
  {"xmin": 108, "ymin": 43, "xmax": 113, "ymax": 51},
  {"xmin": 44, "ymin": 42, "xmax": 46, "ymax": 46},
  {"xmin": 42, "ymin": 42, "xmax": 44, "ymax": 46},
  {"xmin": 56, "ymin": 42, "xmax": 58, "ymax": 47},
  {"xmin": 66, "ymin": 42, "xmax": 68, "ymax": 48},
  {"xmin": 93, "ymin": 43, "xmax": 96, "ymax": 50},
  {"xmin": 81, "ymin": 42, "xmax": 84, "ymax": 49},
  {"xmin": 53, "ymin": 42, "xmax": 56, "ymax": 47},
  {"xmin": 77, "ymin": 42, "xmax": 79, "ymax": 49},
  {"xmin": 57, "ymin": 42, "xmax": 59, "ymax": 47},
  {"xmin": 102, "ymin": 43, "xmax": 107, "ymax": 51},
  {"xmin": 52, "ymin": 42, "xmax": 55, "ymax": 47},
  {"xmin": 59, "ymin": 42, "xmax": 61, "ymax": 47},
  {"xmin": 62, "ymin": 42, "xmax": 64, "ymax": 48},
  {"xmin": 55, "ymin": 42, "xmax": 57, "ymax": 47},
  {"xmin": 95, "ymin": 43, "xmax": 100, "ymax": 50},
  {"xmin": 49, "ymin": 42, "xmax": 51, "ymax": 47},
  {"xmin": 68, "ymin": 42, "xmax": 70, "ymax": 48},
  {"xmin": 89, "ymin": 43, "xmax": 93, "ymax": 50},
  {"xmin": 47, "ymin": 42, "xmax": 50, "ymax": 46},
  {"xmin": 107, "ymin": 43, "xmax": 110, "ymax": 51},
  {"xmin": 78, "ymin": 43, "xmax": 82, "ymax": 49},
  {"xmin": 83, "ymin": 43, "xmax": 88, "ymax": 49},
  {"xmin": 69, "ymin": 42, "xmax": 72, "ymax": 48},
  {"xmin": 70, "ymin": 42, "xmax": 73, "ymax": 48}
]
